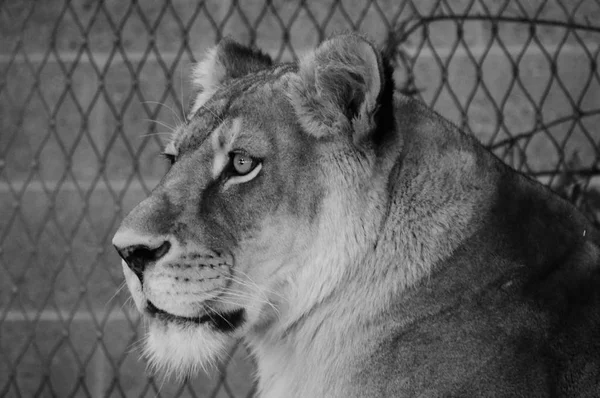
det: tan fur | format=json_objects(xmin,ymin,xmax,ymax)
[{"xmin": 113, "ymin": 34, "xmax": 600, "ymax": 397}]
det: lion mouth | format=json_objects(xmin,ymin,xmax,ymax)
[{"xmin": 146, "ymin": 301, "xmax": 245, "ymax": 332}]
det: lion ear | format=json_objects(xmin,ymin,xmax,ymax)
[
  {"xmin": 190, "ymin": 38, "xmax": 272, "ymax": 113},
  {"xmin": 290, "ymin": 34, "xmax": 394, "ymax": 145}
]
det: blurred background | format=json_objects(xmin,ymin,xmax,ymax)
[{"xmin": 1, "ymin": 0, "xmax": 600, "ymax": 397}]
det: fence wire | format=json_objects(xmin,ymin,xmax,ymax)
[{"xmin": 1, "ymin": 0, "xmax": 600, "ymax": 397}]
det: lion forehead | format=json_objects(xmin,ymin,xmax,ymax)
[{"xmin": 175, "ymin": 67, "xmax": 294, "ymax": 155}]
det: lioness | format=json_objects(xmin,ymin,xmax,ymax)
[{"xmin": 112, "ymin": 34, "xmax": 600, "ymax": 397}]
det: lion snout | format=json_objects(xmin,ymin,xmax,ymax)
[
  {"xmin": 146, "ymin": 259, "xmax": 229, "ymax": 297},
  {"xmin": 112, "ymin": 228, "xmax": 172, "ymax": 282}
]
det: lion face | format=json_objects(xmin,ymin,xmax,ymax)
[
  {"xmin": 112, "ymin": 74, "xmax": 325, "ymax": 374},
  {"xmin": 112, "ymin": 35, "xmax": 394, "ymax": 376}
]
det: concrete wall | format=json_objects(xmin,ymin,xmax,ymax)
[{"xmin": 1, "ymin": 0, "xmax": 599, "ymax": 396}]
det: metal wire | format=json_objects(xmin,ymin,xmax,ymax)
[{"xmin": 1, "ymin": 0, "xmax": 599, "ymax": 397}]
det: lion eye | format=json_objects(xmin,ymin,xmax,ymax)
[
  {"xmin": 224, "ymin": 151, "xmax": 262, "ymax": 188},
  {"xmin": 231, "ymin": 152, "xmax": 256, "ymax": 175}
]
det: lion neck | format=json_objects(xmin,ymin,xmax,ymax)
[
  {"xmin": 245, "ymin": 193, "xmax": 386, "ymax": 397},
  {"xmin": 246, "ymin": 110, "xmax": 491, "ymax": 397}
]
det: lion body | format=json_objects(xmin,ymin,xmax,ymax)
[{"xmin": 113, "ymin": 35, "xmax": 600, "ymax": 397}]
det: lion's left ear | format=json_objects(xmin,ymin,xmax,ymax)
[
  {"xmin": 290, "ymin": 34, "xmax": 394, "ymax": 146},
  {"xmin": 190, "ymin": 38, "xmax": 273, "ymax": 115}
]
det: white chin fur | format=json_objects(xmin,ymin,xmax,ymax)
[
  {"xmin": 122, "ymin": 260, "xmax": 236, "ymax": 379},
  {"xmin": 143, "ymin": 320, "xmax": 232, "ymax": 380}
]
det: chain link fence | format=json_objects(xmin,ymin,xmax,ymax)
[{"xmin": 1, "ymin": 0, "xmax": 599, "ymax": 397}]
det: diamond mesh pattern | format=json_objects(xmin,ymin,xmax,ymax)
[{"xmin": 1, "ymin": 0, "xmax": 599, "ymax": 397}]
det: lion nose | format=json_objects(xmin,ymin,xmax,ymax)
[{"xmin": 112, "ymin": 231, "xmax": 171, "ymax": 281}]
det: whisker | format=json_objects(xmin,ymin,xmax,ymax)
[
  {"xmin": 230, "ymin": 268, "xmax": 288, "ymax": 302},
  {"xmin": 205, "ymin": 291, "xmax": 265, "ymax": 311},
  {"xmin": 223, "ymin": 298, "xmax": 277, "ymax": 318},
  {"xmin": 223, "ymin": 276, "xmax": 268, "ymax": 303},
  {"xmin": 142, "ymin": 118, "xmax": 178, "ymax": 132},
  {"xmin": 105, "ymin": 281, "xmax": 127, "ymax": 309},
  {"xmin": 141, "ymin": 100, "xmax": 183, "ymax": 126},
  {"xmin": 208, "ymin": 296, "xmax": 263, "ymax": 314},
  {"xmin": 218, "ymin": 282, "xmax": 271, "ymax": 302},
  {"xmin": 204, "ymin": 302, "xmax": 235, "ymax": 331},
  {"xmin": 141, "ymin": 315, "xmax": 149, "ymax": 333},
  {"xmin": 179, "ymin": 67, "xmax": 186, "ymax": 123},
  {"xmin": 219, "ymin": 282, "xmax": 281, "ymax": 317},
  {"xmin": 139, "ymin": 132, "xmax": 174, "ymax": 138},
  {"xmin": 120, "ymin": 296, "xmax": 135, "ymax": 312},
  {"xmin": 196, "ymin": 102, "xmax": 224, "ymax": 124},
  {"xmin": 127, "ymin": 336, "xmax": 147, "ymax": 355},
  {"xmin": 222, "ymin": 276, "xmax": 267, "ymax": 298},
  {"xmin": 156, "ymin": 371, "xmax": 168, "ymax": 397},
  {"xmin": 212, "ymin": 288, "xmax": 280, "ymax": 321}
]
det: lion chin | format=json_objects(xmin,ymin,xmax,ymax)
[
  {"xmin": 120, "ymin": 259, "xmax": 246, "ymax": 379},
  {"xmin": 143, "ymin": 321, "xmax": 231, "ymax": 379}
]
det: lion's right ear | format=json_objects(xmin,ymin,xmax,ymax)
[
  {"xmin": 289, "ymin": 34, "xmax": 394, "ymax": 146},
  {"xmin": 190, "ymin": 38, "xmax": 273, "ymax": 114}
]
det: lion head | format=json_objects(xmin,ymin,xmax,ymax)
[{"xmin": 112, "ymin": 34, "xmax": 398, "ymax": 377}]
